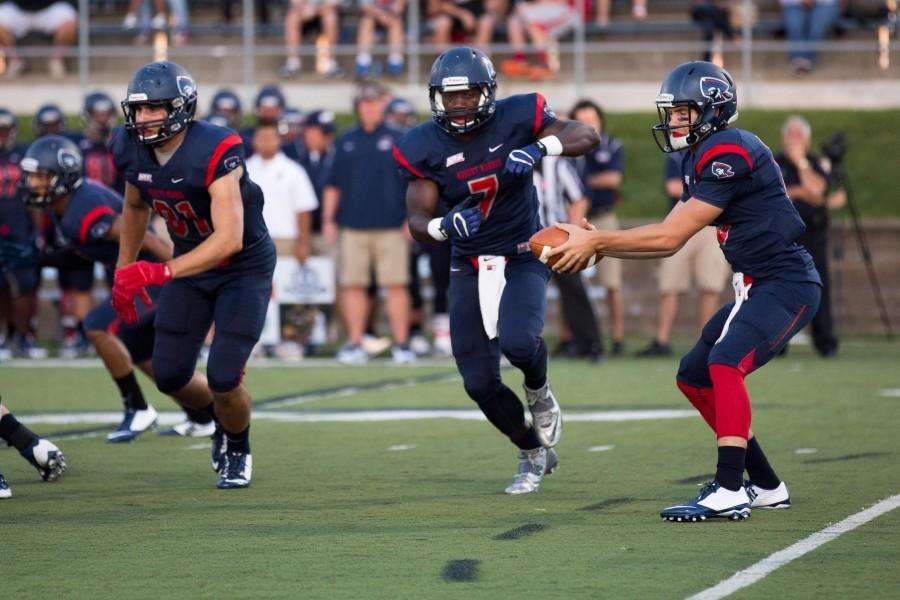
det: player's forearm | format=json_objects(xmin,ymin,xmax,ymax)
[
  {"xmin": 603, "ymin": 249, "xmax": 678, "ymax": 259},
  {"xmin": 140, "ymin": 232, "xmax": 173, "ymax": 262},
  {"xmin": 592, "ymin": 223, "xmax": 684, "ymax": 254},
  {"xmin": 554, "ymin": 120, "xmax": 601, "ymax": 157},
  {"xmin": 166, "ymin": 229, "xmax": 242, "ymax": 278},
  {"xmin": 117, "ymin": 203, "xmax": 152, "ymax": 268},
  {"xmin": 408, "ymin": 213, "xmax": 436, "ymax": 243}
]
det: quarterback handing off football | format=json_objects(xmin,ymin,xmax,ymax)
[{"xmin": 529, "ymin": 226, "xmax": 602, "ymax": 269}]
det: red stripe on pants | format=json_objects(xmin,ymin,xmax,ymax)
[
  {"xmin": 676, "ymin": 378, "xmax": 716, "ymax": 431},
  {"xmin": 709, "ymin": 364, "xmax": 751, "ymax": 440}
]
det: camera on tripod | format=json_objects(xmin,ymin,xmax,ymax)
[{"xmin": 821, "ymin": 132, "xmax": 847, "ymax": 166}]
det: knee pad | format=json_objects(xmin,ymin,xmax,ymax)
[
  {"xmin": 206, "ymin": 330, "xmax": 253, "ymax": 394},
  {"xmin": 499, "ymin": 332, "xmax": 539, "ymax": 365},
  {"xmin": 152, "ymin": 353, "xmax": 195, "ymax": 395},
  {"xmin": 677, "ymin": 349, "xmax": 713, "ymax": 389},
  {"xmin": 462, "ymin": 369, "xmax": 500, "ymax": 405}
]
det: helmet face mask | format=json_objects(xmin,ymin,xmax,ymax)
[
  {"xmin": 82, "ymin": 92, "xmax": 117, "ymax": 140},
  {"xmin": 121, "ymin": 61, "xmax": 197, "ymax": 146},
  {"xmin": 651, "ymin": 61, "xmax": 739, "ymax": 153},
  {"xmin": 428, "ymin": 47, "xmax": 497, "ymax": 135},
  {"xmin": 19, "ymin": 135, "xmax": 84, "ymax": 207}
]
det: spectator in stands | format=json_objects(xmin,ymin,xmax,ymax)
[
  {"xmin": 356, "ymin": 0, "xmax": 406, "ymax": 77},
  {"xmin": 534, "ymin": 155, "xmax": 604, "ymax": 362},
  {"xmin": 208, "ymin": 88, "xmax": 243, "ymax": 131},
  {"xmin": 636, "ymin": 151, "xmax": 730, "ymax": 357},
  {"xmin": 775, "ymin": 116, "xmax": 844, "ymax": 356},
  {"xmin": 280, "ymin": 107, "xmax": 305, "ymax": 147},
  {"xmin": 596, "ymin": 0, "xmax": 647, "ymax": 27},
  {"xmin": 781, "ymin": 0, "xmax": 842, "ymax": 73},
  {"xmin": 0, "ymin": 0, "xmax": 77, "ymax": 79},
  {"xmin": 281, "ymin": 0, "xmax": 341, "ymax": 78},
  {"xmin": 322, "ymin": 81, "xmax": 414, "ymax": 364},
  {"xmin": 123, "ymin": 0, "xmax": 189, "ymax": 46},
  {"xmin": 500, "ymin": 0, "xmax": 579, "ymax": 80},
  {"xmin": 570, "ymin": 100, "xmax": 626, "ymax": 354},
  {"xmin": 0, "ymin": 107, "xmax": 44, "ymax": 359},
  {"xmin": 691, "ymin": 0, "xmax": 736, "ymax": 66},
  {"xmin": 427, "ymin": 0, "xmax": 495, "ymax": 49}
]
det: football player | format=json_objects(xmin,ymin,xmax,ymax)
[
  {"xmin": 208, "ymin": 88, "xmax": 243, "ymax": 132},
  {"xmin": 20, "ymin": 135, "xmax": 218, "ymax": 442},
  {"xmin": 394, "ymin": 47, "xmax": 599, "ymax": 494},
  {"xmin": 549, "ymin": 61, "xmax": 821, "ymax": 521},
  {"xmin": 0, "ymin": 398, "xmax": 67, "ymax": 498},
  {"xmin": 75, "ymin": 92, "xmax": 124, "ymax": 194},
  {"xmin": 111, "ymin": 61, "xmax": 276, "ymax": 489}
]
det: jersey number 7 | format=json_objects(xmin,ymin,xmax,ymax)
[
  {"xmin": 153, "ymin": 199, "xmax": 213, "ymax": 238},
  {"xmin": 467, "ymin": 174, "xmax": 498, "ymax": 220}
]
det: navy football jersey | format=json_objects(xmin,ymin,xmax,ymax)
[
  {"xmin": 394, "ymin": 93, "xmax": 556, "ymax": 256},
  {"xmin": 54, "ymin": 180, "xmax": 156, "ymax": 284},
  {"xmin": 681, "ymin": 128, "xmax": 820, "ymax": 284},
  {"xmin": 74, "ymin": 132, "xmax": 124, "ymax": 194},
  {"xmin": 0, "ymin": 144, "xmax": 31, "ymax": 243},
  {"xmin": 111, "ymin": 120, "xmax": 269, "ymax": 260}
]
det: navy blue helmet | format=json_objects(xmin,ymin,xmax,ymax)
[
  {"xmin": 19, "ymin": 135, "xmax": 84, "ymax": 206},
  {"xmin": 34, "ymin": 103, "xmax": 66, "ymax": 137},
  {"xmin": 205, "ymin": 112, "xmax": 232, "ymax": 130},
  {"xmin": 652, "ymin": 61, "xmax": 739, "ymax": 153},
  {"xmin": 428, "ymin": 47, "xmax": 497, "ymax": 134},
  {"xmin": 0, "ymin": 107, "xmax": 18, "ymax": 150},
  {"xmin": 386, "ymin": 97, "xmax": 417, "ymax": 128},
  {"xmin": 255, "ymin": 85, "xmax": 286, "ymax": 110},
  {"xmin": 81, "ymin": 91, "xmax": 117, "ymax": 136},
  {"xmin": 121, "ymin": 61, "xmax": 198, "ymax": 146},
  {"xmin": 209, "ymin": 88, "xmax": 242, "ymax": 129}
]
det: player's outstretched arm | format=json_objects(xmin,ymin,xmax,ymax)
[
  {"xmin": 167, "ymin": 168, "xmax": 245, "ymax": 279},
  {"xmin": 538, "ymin": 119, "xmax": 601, "ymax": 157},
  {"xmin": 116, "ymin": 181, "xmax": 152, "ymax": 269},
  {"xmin": 548, "ymin": 198, "xmax": 722, "ymax": 273}
]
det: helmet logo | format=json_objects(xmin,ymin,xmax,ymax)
[
  {"xmin": 58, "ymin": 148, "xmax": 81, "ymax": 170},
  {"xmin": 700, "ymin": 76, "xmax": 733, "ymax": 105},
  {"xmin": 176, "ymin": 75, "xmax": 196, "ymax": 98}
]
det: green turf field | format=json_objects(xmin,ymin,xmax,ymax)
[{"xmin": 2, "ymin": 338, "xmax": 898, "ymax": 598}]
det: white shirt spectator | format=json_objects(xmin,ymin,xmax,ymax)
[{"xmin": 246, "ymin": 151, "xmax": 319, "ymax": 240}]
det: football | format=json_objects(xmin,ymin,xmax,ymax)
[{"xmin": 529, "ymin": 226, "xmax": 601, "ymax": 269}]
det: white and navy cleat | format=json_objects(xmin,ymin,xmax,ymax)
[
  {"xmin": 106, "ymin": 406, "xmax": 158, "ymax": 443},
  {"xmin": 746, "ymin": 480, "xmax": 792, "ymax": 509},
  {"xmin": 524, "ymin": 380, "xmax": 562, "ymax": 448},
  {"xmin": 159, "ymin": 419, "xmax": 217, "ymax": 438},
  {"xmin": 661, "ymin": 481, "xmax": 752, "ymax": 522},
  {"xmin": 217, "ymin": 451, "xmax": 252, "ymax": 489},
  {"xmin": 211, "ymin": 425, "xmax": 226, "ymax": 473},
  {"xmin": 504, "ymin": 447, "xmax": 558, "ymax": 495},
  {"xmin": 0, "ymin": 471, "xmax": 11, "ymax": 498},
  {"xmin": 20, "ymin": 438, "xmax": 67, "ymax": 481}
]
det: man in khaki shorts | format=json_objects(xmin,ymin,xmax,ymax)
[
  {"xmin": 637, "ymin": 151, "xmax": 729, "ymax": 356},
  {"xmin": 570, "ymin": 100, "xmax": 626, "ymax": 354},
  {"xmin": 322, "ymin": 81, "xmax": 414, "ymax": 365}
]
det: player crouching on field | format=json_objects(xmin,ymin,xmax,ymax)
[
  {"xmin": 396, "ymin": 47, "xmax": 599, "ymax": 494},
  {"xmin": 549, "ymin": 61, "xmax": 820, "ymax": 521}
]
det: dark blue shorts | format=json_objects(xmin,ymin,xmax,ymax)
[
  {"xmin": 58, "ymin": 259, "xmax": 96, "ymax": 292},
  {"xmin": 678, "ymin": 278, "xmax": 821, "ymax": 387},
  {"xmin": 152, "ymin": 240, "xmax": 276, "ymax": 393},
  {"xmin": 0, "ymin": 267, "xmax": 39, "ymax": 294},
  {"xmin": 83, "ymin": 285, "xmax": 160, "ymax": 364},
  {"xmin": 449, "ymin": 252, "xmax": 549, "ymax": 386}
]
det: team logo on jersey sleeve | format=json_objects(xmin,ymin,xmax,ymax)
[
  {"xmin": 224, "ymin": 156, "xmax": 241, "ymax": 171},
  {"xmin": 711, "ymin": 161, "xmax": 734, "ymax": 178},
  {"xmin": 700, "ymin": 76, "xmax": 734, "ymax": 105},
  {"xmin": 90, "ymin": 221, "xmax": 111, "ymax": 240}
]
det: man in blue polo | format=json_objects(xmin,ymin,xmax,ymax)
[{"xmin": 321, "ymin": 80, "xmax": 414, "ymax": 365}]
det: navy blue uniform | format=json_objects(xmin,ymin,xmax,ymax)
[
  {"xmin": 676, "ymin": 128, "xmax": 821, "ymax": 387},
  {"xmin": 395, "ymin": 94, "xmax": 554, "ymax": 420},
  {"xmin": 575, "ymin": 133, "xmax": 624, "ymax": 214},
  {"xmin": 71, "ymin": 131, "xmax": 125, "ymax": 195},
  {"xmin": 0, "ymin": 144, "xmax": 40, "ymax": 294},
  {"xmin": 112, "ymin": 120, "xmax": 276, "ymax": 394},
  {"xmin": 55, "ymin": 181, "xmax": 158, "ymax": 363}
]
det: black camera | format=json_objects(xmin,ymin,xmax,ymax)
[{"xmin": 821, "ymin": 132, "xmax": 847, "ymax": 165}]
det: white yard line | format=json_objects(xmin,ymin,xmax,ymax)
[
  {"xmin": 687, "ymin": 494, "xmax": 900, "ymax": 600},
  {"xmin": 20, "ymin": 408, "xmax": 695, "ymax": 427}
]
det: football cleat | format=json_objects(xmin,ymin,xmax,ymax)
[
  {"xmin": 106, "ymin": 406, "xmax": 158, "ymax": 443},
  {"xmin": 524, "ymin": 380, "xmax": 562, "ymax": 448},
  {"xmin": 159, "ymin": 419, "xmax": 217, "ymax": 438},
  {"xmin": 211, "ymin": 424, "xmax": 226, "ymax": 473},
  {"xmin": 661, "ymin": 481, "xmax": 751, "ymax": 522},
  {"xmin": 746, "ymin": 480, "xmax": 792, "ymax": 509},
  {"xmin": 20, "ymin": 438, "xmax": 67, "ymax": 481},
  {"xmin": 217, "ymin": 451, "xmax": 252, "ymax": 489},
  {"xmin": 0, "ymin": 471, "xmax": 11, "ymax": 498},
  {"xmin": 504, "ymin": 447, "xmax": 558, "ymax": 495}
]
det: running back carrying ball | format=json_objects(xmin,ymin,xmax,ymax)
[{"xmin": 529, "ymin": 226, "xmax": 601, "ymax": 269}]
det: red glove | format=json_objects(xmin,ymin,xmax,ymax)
[{"xmin": 112, "ymin": 261, "xmax": 172, "ymax": 324}]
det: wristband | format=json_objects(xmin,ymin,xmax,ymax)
[
  {"xmin": 427, "ymin": 218, "xmax": 449, "ymax": 241},
  {"xmin": 536, "ymin": 135, "xmax": 563, "ymax": 157}
]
